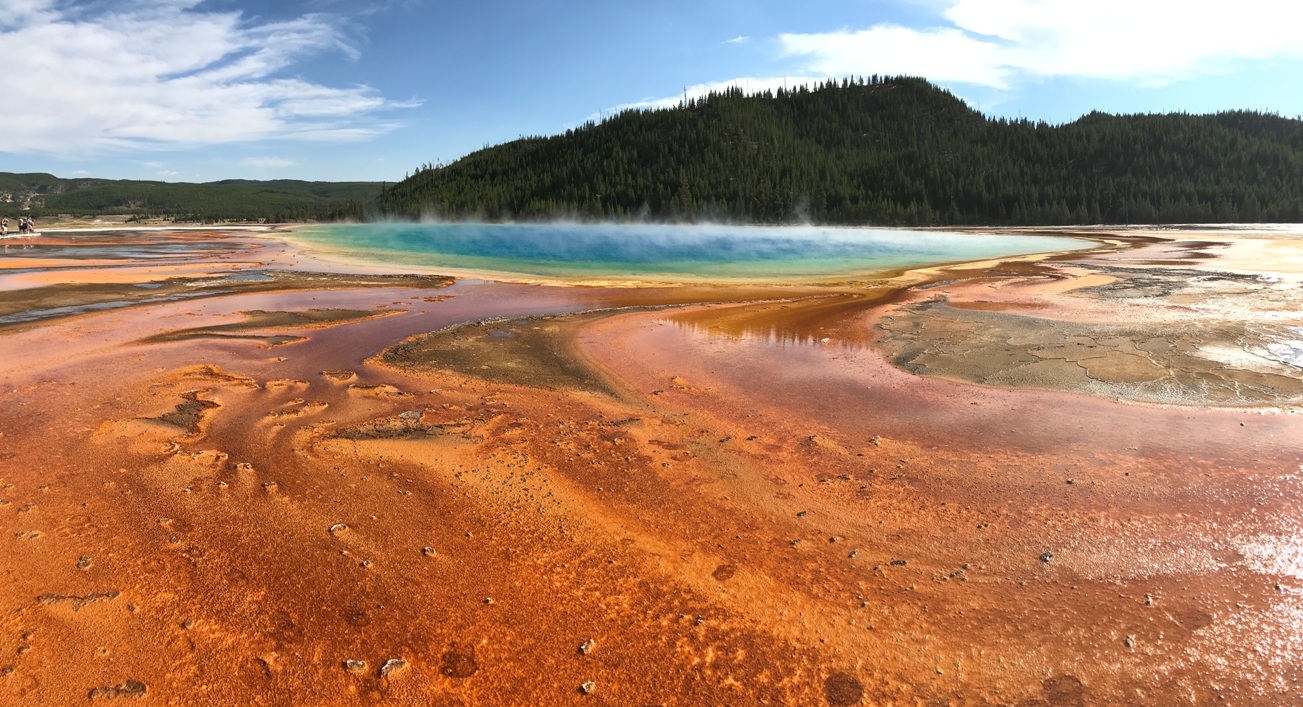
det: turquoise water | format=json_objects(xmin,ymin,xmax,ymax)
[{"xmin": 285, "ymin": 223, "xmax": 1092, "ymax": 280}]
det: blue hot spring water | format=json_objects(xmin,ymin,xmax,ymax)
[{"xmin": 283, "ymin": 223, "xmax": 1092, "ymax": 280}]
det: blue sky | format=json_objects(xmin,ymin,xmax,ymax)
[{"xmin": 3, "ymin": 0, "xmax": 1303, "ymax": 183}]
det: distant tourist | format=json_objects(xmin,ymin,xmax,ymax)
[{"xmin": 1, "ymin": 218, "xmax": 7, "ymax": 236}]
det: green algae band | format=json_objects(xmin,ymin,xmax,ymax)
[{"xmin": 285, "ymin": 223, "xmax": 1092, "ymax": 280}]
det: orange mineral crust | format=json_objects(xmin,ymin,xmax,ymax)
[{"xmin": 1, "ymin": 228, "xmax": 1301, "ymax": 705}]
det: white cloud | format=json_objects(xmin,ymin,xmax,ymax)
[
  {"xmin": 156, "ymin": 170, "xmax": 180, "ymax": 178},
  {"xmin": 241, "ymin": 156, "xmax": 297, "ymax": 168},
  {"xmin": 777, "ymin": 0, "xmax": 1303, "ymax": 89},
  {"xmin": 0, "ymin": 0, "xmax": 417, "ymax": 155},
  {"xmin": 780, "ymin": 25, "xmax": 1011, "ymax": 88},
  {"xmin": 584, "ymin": 77, "xmax": 827, "ymax": 123},
  {"xmin": 723, "ymin": 35, "xmax": 749, "ymax": 44},
  {"xmin": 598, "ymin": 0, "xmax": 1303, "ymax": 123}
]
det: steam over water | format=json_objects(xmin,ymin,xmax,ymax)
[{"xmin": 286, "ymin": 223, "xmax": 1091, "ymax": 279}]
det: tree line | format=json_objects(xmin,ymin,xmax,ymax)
[
  {"xmin": 0, "ymin": 173, "xmax": 380, "ymax": 223},
  {"xmin": 375, "ymin": 76, "xmax": 1303, "ymax": 226}
]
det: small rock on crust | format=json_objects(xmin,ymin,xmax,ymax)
[
  {"xmin": 88, "ymin": 680, "xmax": 147, "ymax": 700},
  {"xmin": 422, "ymin": 546, "xmax": 437, "ymax": 557},
  {"xmin": 328, "ymin": 523, "xmax": 348, "ymax": 535},
  {"xmin": 580, "ymin": 681, "xmax": 596, "ymax": 695},
  {"xmin": 379, "ymin": 658, "xmax": 408, "ymax": 678},
  {"xmin": 321, "ymin": 370, "xmax": 357, "ymax": 382},
  {"xmin": 1040, "ymin": 552, "xmax": 1055, "ymax": 563},
  {"xmin": 343, "ymin": 659, "xmax": 367, "ymax": 673},
  {"xmin": 37, "ymin": 591, "xmax": 119, "ymax": 612},
  {"xmin": 579, "ymin": 639, "xmax": 596, "ymax": 655}
]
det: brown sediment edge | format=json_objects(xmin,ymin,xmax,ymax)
[
  {"xmin": 0, "ymin": 269, "xmax": 453, "ymax": 334},
  {"xmin": 374, "ymin": 295, "xmax": 837, "ymax": 365},
  {"xmin": 364, "ymin": 236, "xmax": 1122, "ymax": 398},
  {"xmin": 366, "ymin": 231, "xmax": 1139, "ymax": 377},
  {"xmin": 138, "ymin": 308, "xmax": 408, "ymax": 345}
]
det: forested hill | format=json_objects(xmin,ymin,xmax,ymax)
[
  {"xmin": 0, "ymin": 173, "xmax": 381, "ymax": 222},
  {"xmin": 376, "ymin": 76, "xmax": 1303, "ymax": 226}
]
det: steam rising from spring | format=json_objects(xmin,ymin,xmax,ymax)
[{"xmin": 288, "ymin": 222, "xmax": 1092, "ymax": 280}]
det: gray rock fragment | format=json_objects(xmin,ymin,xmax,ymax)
[
  {"xmin": 88, "ymin": 680, "xmax": 147, "ymax": 700},
  {"xmin": 343, "ymin": 659, "xmax": 367, "ymax": 673}
]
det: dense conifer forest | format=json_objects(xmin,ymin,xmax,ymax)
[
  {"xmin": 10, "ymin": 77, "xmax": 1303, "ymax": 227},
  {"xmin": 0, "ymin": 173, "xmax": 379, "ymax": 222},
  {"xmin": 376, "ymin": 76, "xmax": 1303, "ymax": 226}
]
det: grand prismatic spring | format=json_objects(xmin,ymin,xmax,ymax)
[{"xmin": 1, "ymin": 223, "xmax": 1302, "ymax": 704}]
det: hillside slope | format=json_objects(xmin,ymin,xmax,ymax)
[{"xmin": 376, "ymin": 77, "xmax": 1303, "ymax": 226}]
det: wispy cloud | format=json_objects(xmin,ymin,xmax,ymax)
[
  {"xmin": 781, "ymin": 0, "xmax": 1303, "ymax": 89},
  {"xmin": 0, "ymin": 0, "xmax": 418, "ymax": 155},
  {"xmin": 241, "ymin": 156, "xmax": 297, "ymax": 168},
  {"xmin": 722, "ymin": 35, "xmax": 749, "ymax": 44}
]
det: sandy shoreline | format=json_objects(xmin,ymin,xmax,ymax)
[{"xmin": 1, "ymin": 225, "xmax": 1301, "ymax": 704}]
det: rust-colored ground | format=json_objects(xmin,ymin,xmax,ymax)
[{"xmin": 1, "ymin": 227, "xmax": 1301, "ymax": 705}]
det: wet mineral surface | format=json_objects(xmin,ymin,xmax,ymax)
[{"xmin": 1, "ymin": 227, "xmax": 1301, "ymax": 705}]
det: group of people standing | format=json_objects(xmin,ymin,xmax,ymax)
[{"xmin": 0, "ymin": 216, "xmax": 36, "ymax": 236}]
